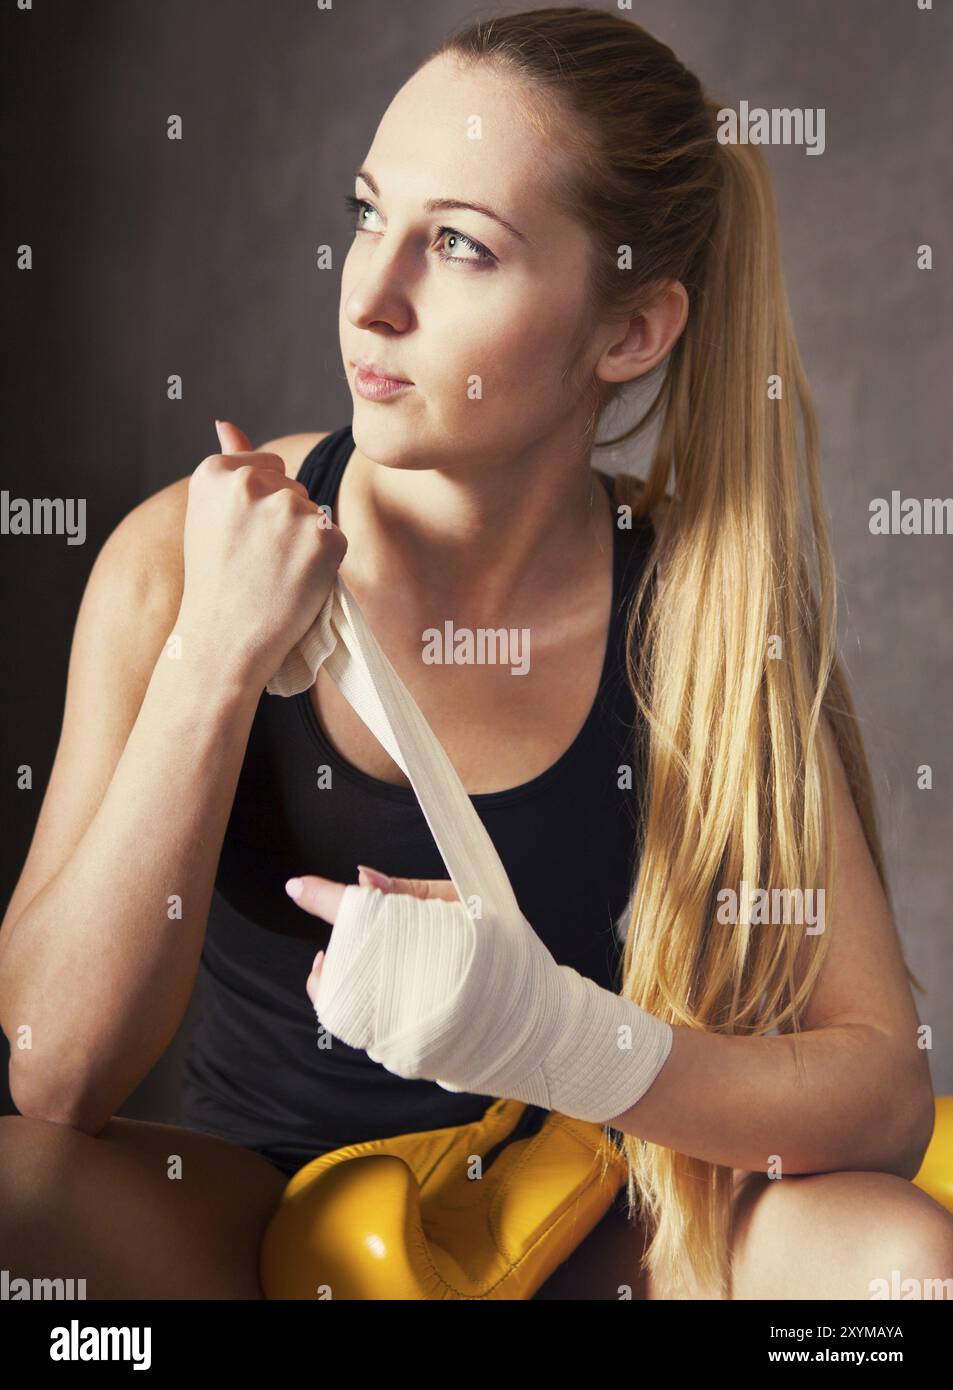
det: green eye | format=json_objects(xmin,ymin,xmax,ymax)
[
  {"xmin": 433, "ymin": 228, "xmax": 493, "ymax": 265},
  {"xmin": 344, "ymin": 194, "xmax": 378, "ymax": 229},
  {"xmin": 343, "ymin": 194, "xmax": 495, "ymax": 267}
]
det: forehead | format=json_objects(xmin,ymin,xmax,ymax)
[{"xmin": 362, "ymin": 55, "xmax": 577, "ymax": 237}]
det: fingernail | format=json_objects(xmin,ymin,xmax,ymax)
[
  {"xmin": 285, "ymin": 877, "xmax": 304, "ymax": 900},
  {"xmin": 357, "ymin": 864, "xmax": 393, "ymax": 889},
  {"xmin": 313, "ymin": 949, "xmax": 325, "ymax": 970}
]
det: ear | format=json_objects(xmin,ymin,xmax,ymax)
[{"xmin": 595, "ymin": 279, "xmax": 689, "ymax": 386}]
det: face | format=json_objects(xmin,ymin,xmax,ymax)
[{"xmin": 339, "ymin": 54, "xmax": 601, "ymax": 474}]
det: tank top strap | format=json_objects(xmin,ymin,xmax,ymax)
[{"xmin": 296, "ymin": 426, "xmax": 354, "ymax": 511}]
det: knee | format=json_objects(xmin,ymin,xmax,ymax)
[
  {"xmin": 0, "ymin": 1114, "xmax": 60, "ymax": 1251},
  {"xmin": 0, "ymin": 1112, "xmax": 91, "ymax": 1206},
  {"xmin": 733, "ymin": 1167, "xmax": 953, "ymax": 1301},
  {"xmin": 848, "ymin": 1173, "xmax": 953, "ymax": 1300}
]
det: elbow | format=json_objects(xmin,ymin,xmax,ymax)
[
  {"xmin": 8, "ymin": 1057, "xmax": 113, "ymax": 1138},
  {"xmin": 884, "ymin": 1082, "xmax": 937, "ymax": 1183}
]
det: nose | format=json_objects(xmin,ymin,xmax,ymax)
[{"xmin": 344, "ymin": 238, "xmax": 416, "ymax": 335}]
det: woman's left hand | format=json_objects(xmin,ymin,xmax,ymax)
[
  {"xmin": 283, "ymin": 859, "xmax": 668, "ymax": 1122},
  {"xmin": 287, "ymin": 865, "xmax": 459, "ymax": 1009},
  {"xmin": 284, "ymin": 859, "xmax": 560, "ymax": 1104}
]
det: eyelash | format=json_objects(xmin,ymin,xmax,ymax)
[{"xmin": 343, "ymin": 194, "xmax": 495, "ymax": 267}]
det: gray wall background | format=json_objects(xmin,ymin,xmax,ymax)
[{"xmin": 2, "ymin": 0, "xmax": 951, "ymax": 1127}]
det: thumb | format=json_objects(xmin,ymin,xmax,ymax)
[{"xmin": 215, "ymin": 418, "xmax": 254, "ymax": 454}]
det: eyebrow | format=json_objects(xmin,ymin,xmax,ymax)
[{"xmin": 354, "ymin": 167, "xmax": 530, "ymax": 245}]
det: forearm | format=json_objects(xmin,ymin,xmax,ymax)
[
  {"xmin": 1, "ymin": 630, "xmax": 261, "ymax": 1130},
  {"xmin": 607, "ymin": 1021, "xmax": 931, "ymax": 1177}
]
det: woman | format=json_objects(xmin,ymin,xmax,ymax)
[{"xmin": 0, "ymin": 7, "xmax": 949, "ymax": 1301}]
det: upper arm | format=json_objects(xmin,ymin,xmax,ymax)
[{"xmin": 0, "ymin": 478, "xmax": 191, "ymax": 958}]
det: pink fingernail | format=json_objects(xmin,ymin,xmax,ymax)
[
  {"xmin": 357, "ymin": 864, "xmax": 393, "ymax": 889},
  {"xmin": 285, "ymin": 877, "xmax": 303, "ymax": 900}
]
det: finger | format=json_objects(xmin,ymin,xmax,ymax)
[
  {"xmin": 285, "ymin": 875, "xmax": 346, "ymax": 924},
  {"xmin": 214, "ymin": 419, "xmax": 254, "ymax": 454},
  {"xmin": 213, "ymin": 420, "xmax": 287, "ymax": 478},
  {"xmin": 215, "ymin": 433, "xmax": 287, "ymax": 486},
  {"xmin": 357, "ymin": 866, "xmax": 460, "ymax": 902},
  {"xmin": 356, "ymin": 865, "xmax": 396, "ymax": 891},
  {"xmin": 390, "ymin": 877, "xmax": 460, "ymax": 902},
  {"xmin": 306, "ymin": 950, "xmax": 325, "ymax": 1008},
  {"xmin": 422, "ymin": 880, "xmax": 463, "ymax": 902}
]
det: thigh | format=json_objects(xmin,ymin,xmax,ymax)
[
  {"xmin": 0, "ymin": 1112, "xmax": 290, "ymax": 1299},
  {"xmin": 533, "ymin": 1168, "xmax": 953, "ymax": 1301}
]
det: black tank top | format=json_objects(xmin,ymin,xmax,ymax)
[{"xmin": 180, "ymin": 426, "xmax": 656, "ymax": 1178}]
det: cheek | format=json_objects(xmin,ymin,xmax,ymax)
[{"xmin": 435, "ymin": 296, "xmax": 584, "ymax": 414}]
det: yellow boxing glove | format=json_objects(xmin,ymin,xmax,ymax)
[{"xmin": 259, "ymin": 1098, "xmax": 628, "ymax": 1300}]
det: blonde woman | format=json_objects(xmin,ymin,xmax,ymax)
[{"xmin": 1, "ymin": 6, "xmax": 949, "ymax": 1300}]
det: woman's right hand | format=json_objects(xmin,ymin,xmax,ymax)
[{"xmin": 175, "ymin": 419, "xmax": 348, "ymax": 690}]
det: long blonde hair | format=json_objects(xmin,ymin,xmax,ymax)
[{"xmin": 427, "ymin": 6, "xmax": 922, "ymax": 1296}]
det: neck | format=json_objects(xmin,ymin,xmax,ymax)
[{"xmin": 337, "ymin": 433, "xmax": 614, "ymax": 617}]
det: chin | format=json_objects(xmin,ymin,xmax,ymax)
[{"xmin": 350, "ymin": 418, "xmax": 431, "ymax": 473}]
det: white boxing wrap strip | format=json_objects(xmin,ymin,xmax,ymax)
[{"xmin": 265, "ymin": 577, "xmax": 673, "ymax": 1123}]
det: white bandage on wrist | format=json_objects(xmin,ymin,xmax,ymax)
[
  {"xmin": 267, "ymin": 579, "xmax": 673, "ymax": 1124},
  {"xmin": 317, "ymin": 883, "xmax": 673, "ymax": 1124}
]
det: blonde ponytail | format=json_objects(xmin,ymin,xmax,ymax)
[{"xmin": 429, "ymin": 6, "xmax": 921, "ymax": 1297}]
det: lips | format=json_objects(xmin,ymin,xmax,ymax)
[
  {"xmin": 352, "ymin": 357, "xmax": 412, "ymax": 385},
  {"xmin": 351, "ymin": 359, "xmax": 415, "ymax": 403}
]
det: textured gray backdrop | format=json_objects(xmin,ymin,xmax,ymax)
[{"xmin": 2, "ymin": 0, "xmax": 951, "ymax": 1125}]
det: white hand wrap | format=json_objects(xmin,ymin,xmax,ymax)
[
  {"xmin": 315, "ymin": 884, "xmax": 672, "ymax": 1123},
  {"xmin": 267, "ymin": 578, "xmax": 674, "ymax": 1124}
]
